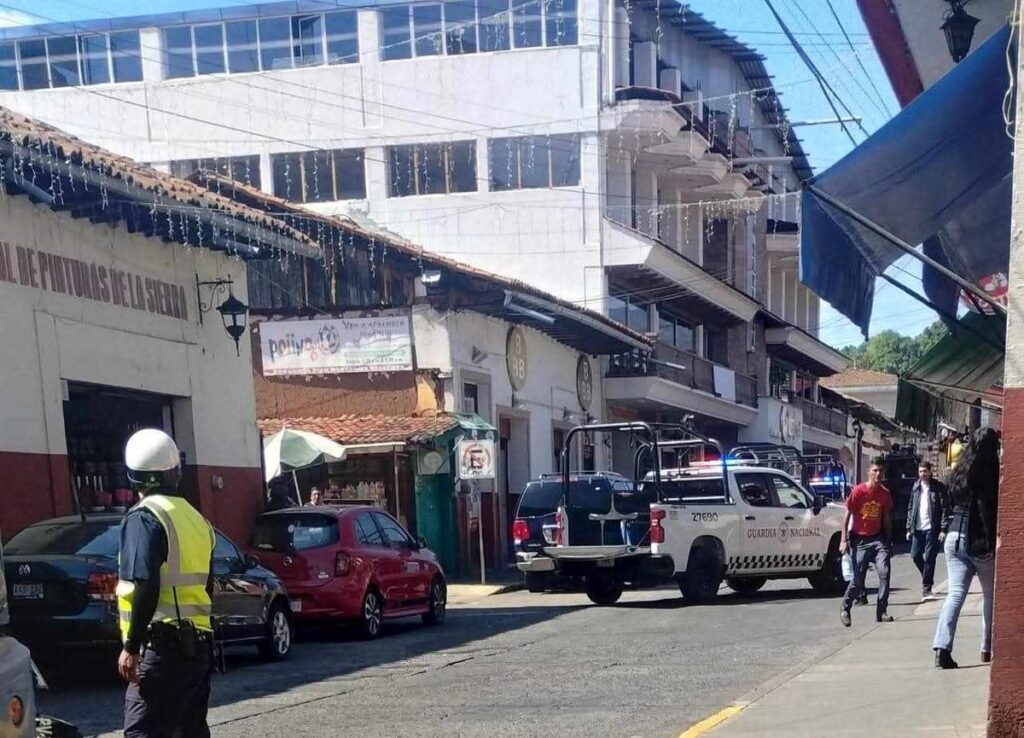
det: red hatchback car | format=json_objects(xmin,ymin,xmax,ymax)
[{"xmin": 249, "ymin": 506, "xmax": 446, "ymax": 638}]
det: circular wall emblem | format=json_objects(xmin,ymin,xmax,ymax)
[
  {"xmin": 576, "ymin": 355, "xmax": 593, "ymax": 411},
  {"xmin": 421, "ymin": 450, "xmax": 444, "ymax": 474},
  {"xmin": 779, "ymin": 404, "xmax": 800, "ymax": 444},
  {"xmin": 506, "ymin": 326, "xmax": 528, "ymax": 391}
]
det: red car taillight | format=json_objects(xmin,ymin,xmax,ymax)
[
  {"xmin": 650, "ymin": 508, "xmax": 666, "ymax": 545},
  {"xmin": 335, "ymin": 551, "xmax": 350, "ymax": 576},
  {"xmin": 87, "ymin": 571, "xmax": 118, "ymax": 602},
  {"xmin": 554, "ymin": 509, "xmax": 564, "ymax": 546},
  {"xmin": 512, "ymin": 519, "xmax": 530, "ymax": 543}
]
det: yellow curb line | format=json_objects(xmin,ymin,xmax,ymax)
[{"xmin": 677, "ymin": 703, "xmax": 748, "ymax": 738}]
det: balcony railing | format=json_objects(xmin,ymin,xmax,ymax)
[
  {"xmin": 791, "ymin": 395, "xmax": 848, "ymax": 435},
  {"xmin": 608, "ymin": 343, "xmax": 758, "ymax": 409}
]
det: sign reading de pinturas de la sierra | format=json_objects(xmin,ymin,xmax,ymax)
[
  {"xmin": 260, "ymin": 316, "xmax": 413, "ymax": 376},
  {"xmin": 0, "ymin": 240, "xmax": 189, "ymax": 320}
]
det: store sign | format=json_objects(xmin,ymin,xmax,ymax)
[
  {"xmin": 576, "ymin": 355, "xmax": 593, "ymax": 411},
  {"xmin": 506, "ymin": 326, "xmax": 528, "ymax": 391},
  {"xmin": 0, "ymin": 240, "xmax": 189, "ymax": 321},
  {"xmin": 260, "ymin": 315, "xmax": 413, "ymax": 376},
  {"xmin": 458, "ymin": 439, "xmax": 496, "ymax": 480}
]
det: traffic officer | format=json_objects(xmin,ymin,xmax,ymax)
[{"xmin": 116, "ymin": 429, "xmax": 216, "ymax": 738}]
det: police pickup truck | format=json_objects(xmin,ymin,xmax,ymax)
[{"xmin": 539, "ymin": 425, "xmax": 847, "ymax": 605}]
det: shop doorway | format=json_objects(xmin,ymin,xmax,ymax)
[
  {"xmin": 62, "ymin": 382, "xmax": 174, "ymax": 513},
  {"xmin": 499, "ymin": 414, "xmax": 530, "ymax": 562}
]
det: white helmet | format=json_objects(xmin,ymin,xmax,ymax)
[{"xmin": 125, "ymin": 429, "xmax": 182, "ymax": 491}]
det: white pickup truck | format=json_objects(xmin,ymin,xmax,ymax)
[{"xmin": 544, "ymin": 458, "xmax": 847, "ymax": 605}]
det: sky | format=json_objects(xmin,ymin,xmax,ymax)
[{"xmin": 0, "ymin": 0, "xmax": 936, "ymax": 349}]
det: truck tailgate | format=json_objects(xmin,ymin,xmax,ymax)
[{"xmin": 543, "ymin": 545, "xmax": 649, "ymax": 560}]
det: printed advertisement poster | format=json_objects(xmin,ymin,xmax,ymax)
[{"xmin": 260, "ymin": 316, "xmax": 413, "ymax": 376}]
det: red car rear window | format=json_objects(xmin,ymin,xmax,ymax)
[{"xmin": 251, "ymin": 513, "xmax": 340, "ymax": 553}]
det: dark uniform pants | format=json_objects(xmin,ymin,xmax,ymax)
[{"xmin": 124, "ymin": 635, "xmax": 213, "ymax": 738}]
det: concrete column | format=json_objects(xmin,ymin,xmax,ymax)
[
  {"xmin": 683, "ymin": 89, "xmax": 704, "ymax": 121},
  {"xmin": 659, "ymin": 67, "xmax": 681, "ymax": 97},
  {"xmin": 140, "ymin": 28, "xmax": 164, "ymax": 82},
  {"xmin": 259, "ymin": 153, "xmax": 273, "ymax": 195},
  {"xmin": 795, "ymin": 285, "xmax": 808, "ymax": 332},
  {"xmin": 613, "ymin": 6, "xmax": 631, "ymax": 91},
  {"xmin": 989, "ymin": 42, "xmax": 1024, "ymax": 736},
  {"xmin": 633, "ymin": 166, "xmax": 658, "ymax": 237},
  {"xmin": 782, "ymin": 270, "xmax": 796, "ymax": 324},
  {"xmin": 364, "ymin": 145, "xmax": 388, "ymax": 205},
  {"xmin": 605, "ymin": 153, "xmax": 631, "ymax": 224},
  {"xmin": 633, "ymin": 41, "xmax": 657, "ymax": 89},
  {"xmin": 808, "ymin": 293, "xmax": 820, "ymax": 337}
]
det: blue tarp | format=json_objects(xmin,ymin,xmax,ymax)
[{"xmin": 800, "ymin": 25, "xmax": 1014, "ymax": 336}]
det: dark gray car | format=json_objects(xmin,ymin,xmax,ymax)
[{"xmin": 3, "ymin": 514, "xmax": 293, "ymax": 662}]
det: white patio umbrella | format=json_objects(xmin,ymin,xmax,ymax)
[{"xmin": 263, "ymin": 427, "xmax": 347, "ymax": 485}]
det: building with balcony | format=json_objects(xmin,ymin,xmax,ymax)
[{"xmin": 0, "ymin": 0, "xmax": 847, "ymax": 462}]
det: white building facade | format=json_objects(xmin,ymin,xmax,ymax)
[{"xmin": 0, "ymin": 0, "xmax": 847, "ymax": 460}]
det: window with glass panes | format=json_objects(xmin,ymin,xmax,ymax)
[
  {"xmin": 271, "ymin": 149, "xmax": 366, "ymax": 203},
  {"xmin": 0, "ymin": 31, "xmax": 142, "ymax": 91},
  {"xmin": 169, "ymin": 155, "xmax": 261, "ymax": 189},
  {"xmin": 657, "ymin": 313, "xmax": 695, "ymax": 353},
  {"xmin": 160, "ymin": 11, "xmax": 358, "ymax": 79},
  {"xmin": 607, "ymin": 293, "xmax": 648, "ymax": 334},
  {"xmin": 387, "ymin": 141, "xmax": 478, "ymax": 197},
  {"xmin": 380, "ymin": 0, "xmax": 576, "ymax": 60},
  {"xmin": 488, "ymin": 134, "xmax": 579, "ymax": 191}
]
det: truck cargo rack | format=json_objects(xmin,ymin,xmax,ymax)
[{"xmin": 730, "ymin": 443, "xmax": 803, "ymax": 478}]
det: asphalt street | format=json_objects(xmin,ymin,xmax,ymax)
[{"xmin": 38, "ymin": 553, "xmax": 925, "ymax": 738}]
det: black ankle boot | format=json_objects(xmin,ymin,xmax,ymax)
[{"xmin": 935, "ymin": 648, "xmax": 958, "ymax": 669}]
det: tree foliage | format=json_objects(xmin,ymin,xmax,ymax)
[{"xmin": 840, "ymin": 321, "xmax": 948, "ymax": 376}]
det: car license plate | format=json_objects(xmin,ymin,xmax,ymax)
[
  {"xmin": 13, "ymin": 583, "xmax": 43, "ymax": 599},
  {"xmin": 290, "ymin": 600, "xmax": 302, "ymax": 613}
]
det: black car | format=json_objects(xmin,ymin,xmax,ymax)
[
  {"xmin": 2, "ymin": 514, "xmax": 293, "ymax": 662},
  {"xmin": 513, "ymin": 472, "xmax": 652, "ymax": 592}
]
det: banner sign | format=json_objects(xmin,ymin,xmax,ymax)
[
  {"xmin": 260, "ymin": 315, "xmax": 413, "ymax": 376},
  {"xmin": 458, "ymin": 439, "xmax": 496, "ymax": 480}
]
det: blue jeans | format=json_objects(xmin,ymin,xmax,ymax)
[
  {"xmin": 933, "ymin": 531, "xmax": 995, "ymax": 654},
  {"xmin": 842, "ymin": 536, "xmax": 891, "ymax": 617},
  {"xmin": 910, "ymin": 529, "xmax": 940, "ymax": 589}
]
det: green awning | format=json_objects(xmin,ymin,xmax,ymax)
[
  {"xmin": 451, "ymin": 413, "xmax": 497, "ymax": 434},
  {"xmin": 896, "ymin": 313, "xmax": 1005, "ymax": 433}
]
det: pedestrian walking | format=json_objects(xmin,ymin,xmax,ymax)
[
  {"xmin": 933, "ymin": 427, "xmax": 1000, "ymax": 669},
  {"xmin": 116, "ymin": 429, "xmax": 216, "ymax": 737},
  {"xmin": 906, "ymin": 461, "xmax": 946, "ymax": 600},
  {"xmin": 840, "ymin": 458, "xmax": 894, "ymax": 627}
]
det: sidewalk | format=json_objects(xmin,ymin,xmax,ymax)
[
  {"xmin": 447, "ymin": 568, "xmax": 524, "ymax": 605},
  {"xmin": 708, "ymin": 584, "xmax": 990, "ymax": 737}
]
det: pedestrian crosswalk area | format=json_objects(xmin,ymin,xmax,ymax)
[{"xmin": 726, "ymin": 552, "xmax": 825, "ymax": 572}]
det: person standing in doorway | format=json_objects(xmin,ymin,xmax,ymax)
[
  {"xmin": 933, "ymin": 427, "xmax": 1000, "ymax": 669},
  {"xmin": 840, "ymin": 458, "xmax": 894, "ymax": 627},
  {"xmin": 907, "ymin": 461, "xmax": 946, "ymax": 600}
]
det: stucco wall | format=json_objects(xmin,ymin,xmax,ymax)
[{"xmin": 0, "ymin": 194, "xmax": 262, "ymax": 537}]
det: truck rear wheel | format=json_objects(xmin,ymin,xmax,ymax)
[
  {"xmin": 808, "ymin": 537, "xmax": 846, "ymax": 595},
  {"xmin": 726, "ymin": 577, "xmax": 766, "ymax": 595},
  {"xmin": 680, "ymin": 547, "xmax": 722, "ymax": 605},
  {"xmin": 584, "ymin": 575, "xmax": 623, "ymax": 605}
]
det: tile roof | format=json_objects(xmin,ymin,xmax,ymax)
[
  {"xmin": 194, "ymin": 172, "xmax": 651, "ymax": 350},
  {"xmin": 819, "ymin": 368, "xmax": 898, "ymax": 389},
  {"xmin": 0, "ymin": 106, "xmax": 315, "ymax": 256},
  {"xmin": 258, "ymin": 415, "xmax": 459, "ymax": 445}
]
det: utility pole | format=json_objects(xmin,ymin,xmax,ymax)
[{"xmin": 988, "ymin": 24, "xmax": 1024, "ymax": 737}]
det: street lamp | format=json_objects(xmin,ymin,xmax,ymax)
[
  {"xmin": 216, "ymin": 291, "xmax": 249, "ymax": 356},
  {"xmin": 942, "ymin": 1, "xmax": 981, "ymax": 63},
  {"xmin": 196, "ymin": 276, "xmax": 250, "ymax": 355}
]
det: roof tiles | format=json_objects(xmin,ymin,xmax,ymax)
[{"xmin": 258, "ymin": 415, "xmax": 459, "ymax": 445}]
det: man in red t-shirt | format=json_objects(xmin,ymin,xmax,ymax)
[{"xmin": 840, "ymin": 458, "xmax": 894, "ymax": 626}]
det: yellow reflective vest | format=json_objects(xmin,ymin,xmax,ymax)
[{"xmin": 116, "ymin": 494, "xmax": 215, "ymax": 642}]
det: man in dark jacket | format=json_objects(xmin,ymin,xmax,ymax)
[{"xmin": 906, "ymin": 461, "xmax": 945, "ymax": 600}]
